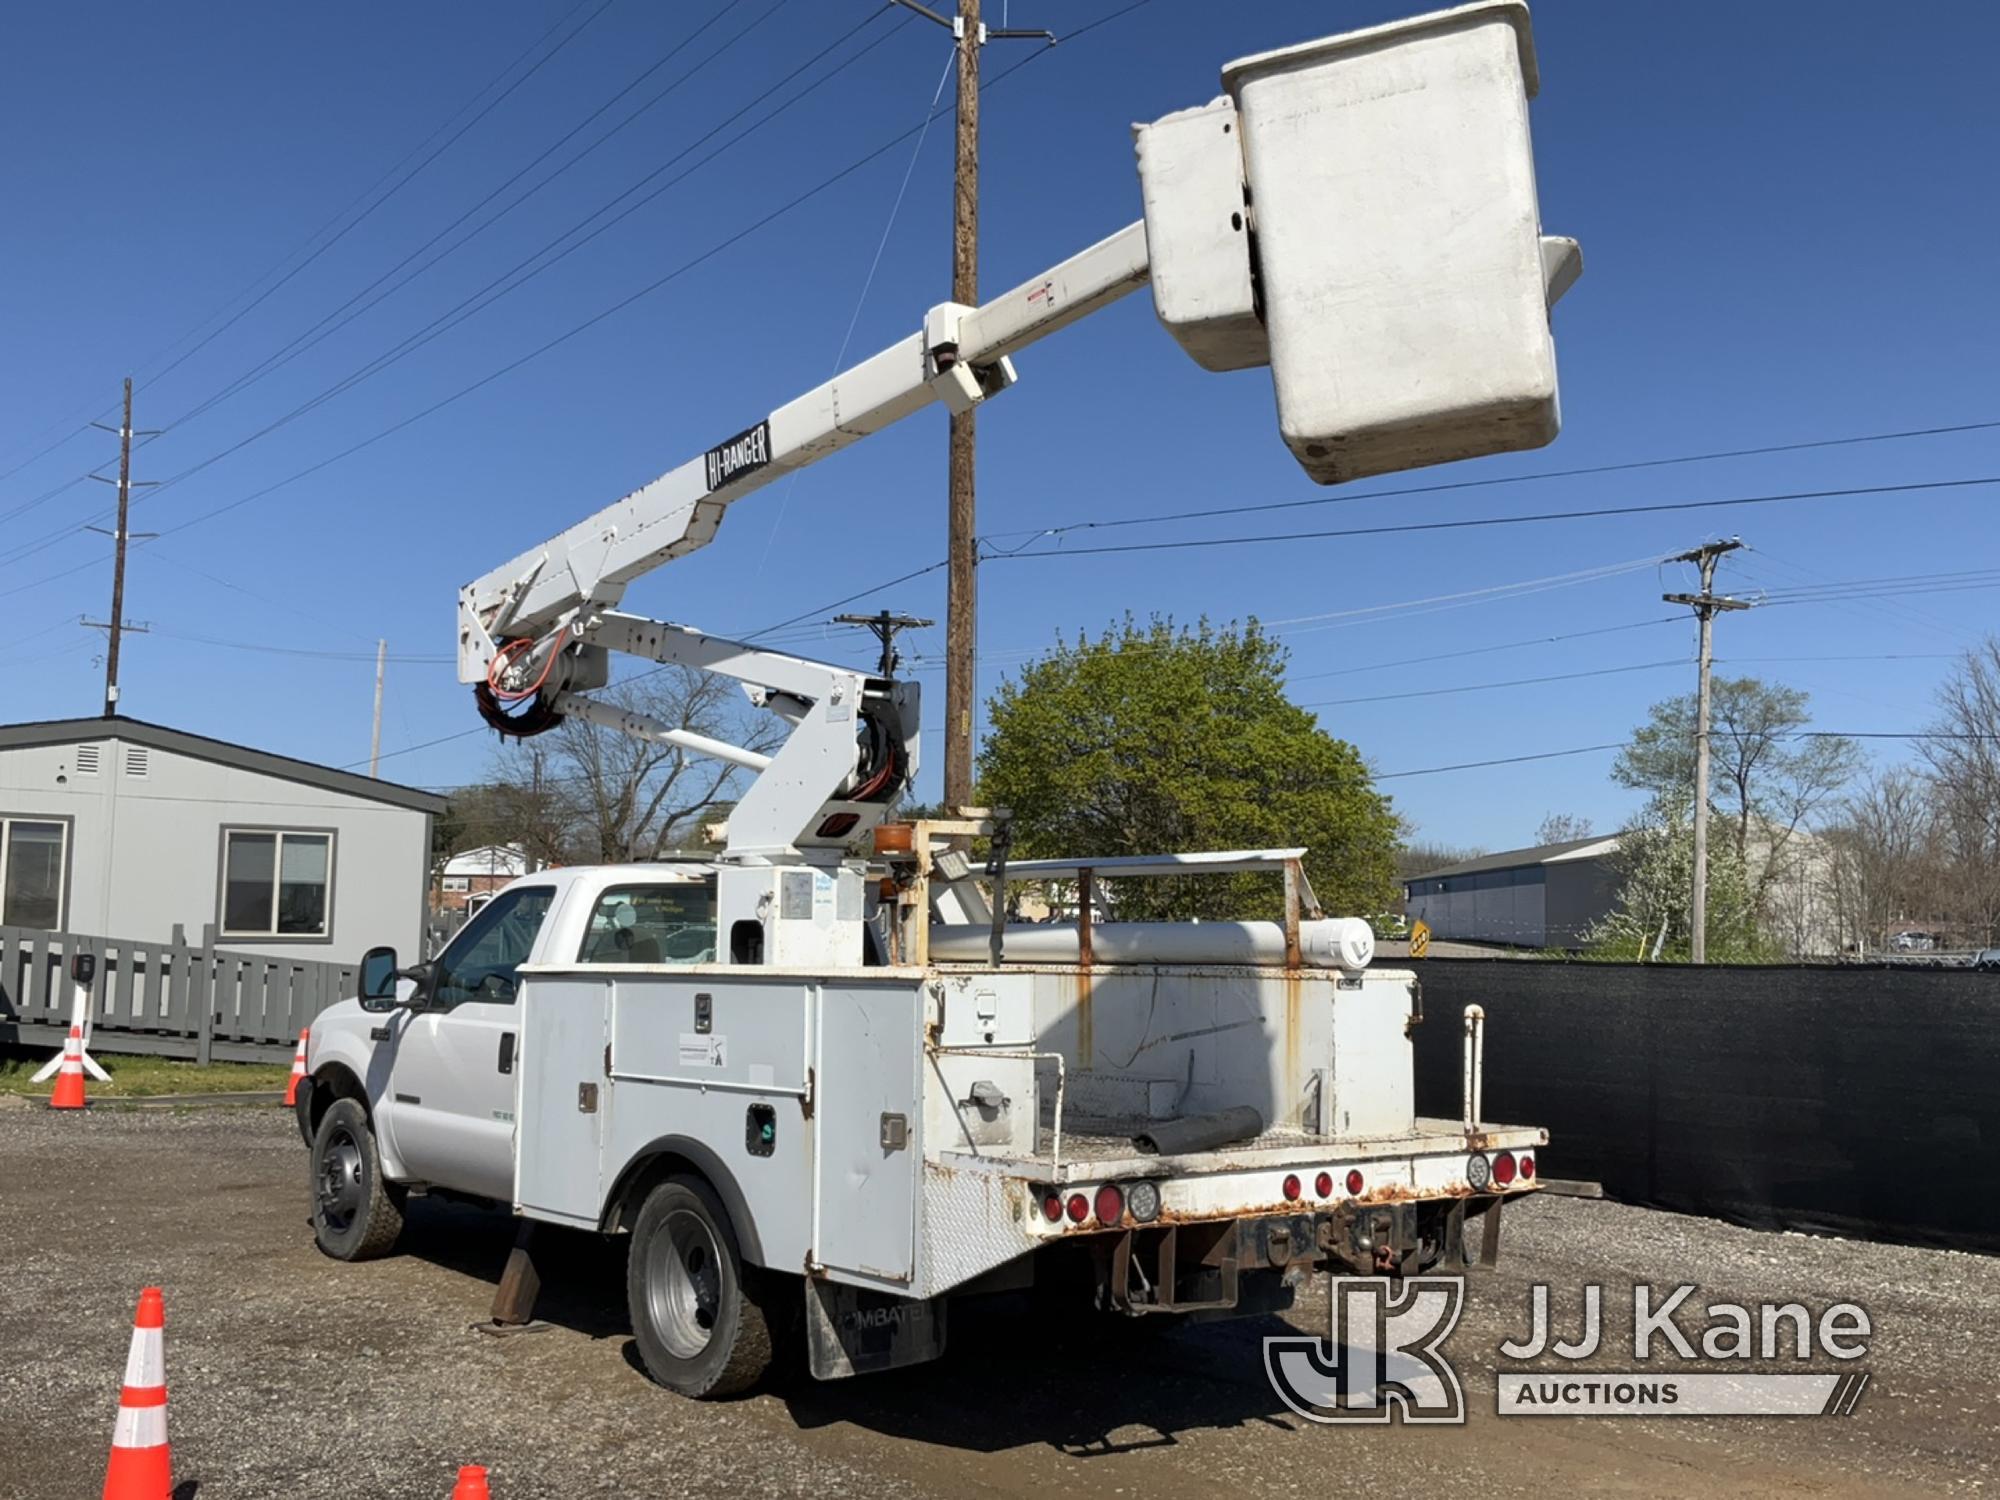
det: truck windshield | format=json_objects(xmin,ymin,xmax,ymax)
[
  {"xmin": 578, "ymin": 882, "xmax": 717, "ymax": 965},
  {"xmin": 432, "ymin": 884, "xmax": 555, "ymax": 1005}
]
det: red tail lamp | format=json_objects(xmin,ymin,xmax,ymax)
[
  {"xmin": 1282, "ymin": 1173, "xmax": 1302, "ymax": 1202},
  {"xmin": 1345, "ymin": 1168, "xmax": 1365, "ymax": 1196},
  {"xmin": 1093, "ymin": 1183, "xmax": 1125, "ymax": 1226},
  {"xmin": 1065, "ymin": 1193, "xmax": 1089, "ymax": 1223},
  {"xmin": 1041, "ymin": 1193, "xmax": 1064, "ymax": 1223},
  {"xmin": 1493, "ymin": 1150, "xmax": 1518, "ymax": 1186},
  {"xmin": 1314, "ymin": 1171, "xmax": 1334, "ymax": 1198},
  {"xmin": 1519, "ymin": 1154, "xmax": 1535, "ymax": 1181}
]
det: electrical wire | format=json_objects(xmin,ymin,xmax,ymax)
[
  {"xmin": 980, "ymin": 476, "xmax": 2000, "ymax": 562},
  {"xmin": 0, "ymin": 4, "xmax": 597, "ymax": 484},
  {"xmin": 165, "ymin": 0, "xmax": 762, "ymax": 437},
  {"xmin": 981, "ymin": 417, "xmax": 2000, "ymax": 545},
  {"xmin": 0, "ymin": 10, "xmax": 922, "ymax": 579},
  {"xmin": 1301, "ymin": 658, "xmax": 1690, "ymax": 710}
]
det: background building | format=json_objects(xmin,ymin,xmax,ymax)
[
  {"xmin": 0, "ymin": 717, "xmax": 441, "ymax": 962},
  {"xmin": 1403, "ymin": 835, "xmax": 1623, "ymax": 950},
  {"xmin": 435, "ymin": 843, "xmax": 529, "ymax": 913}
]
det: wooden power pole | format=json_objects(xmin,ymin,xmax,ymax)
[
  {"xmin": 1665, "ymin": 539, "xmax": 1750, "ymax": 963},
  {"xmin": 85, "ymin": 379, "xmax": 157, "ymax": 717},
  {"xmin": 943, "ymin": 0, "xmax": 982, "ymax": 815},
  {"xmin": 891, "ymin": 0, "xmax": 1049, "ymax": 812}
]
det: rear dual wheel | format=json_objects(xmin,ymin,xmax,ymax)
[{"xmin": 626, "ymin": 1176, "xmax": 775, "ymax": 1398}]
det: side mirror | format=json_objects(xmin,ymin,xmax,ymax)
[
  {"xmin": 359, "ymin": 946, "xmax": 400, "ymax": 1009},
  {"xmin": 70, "ymin": 951, "xmax": 96, "ymax": 987}
]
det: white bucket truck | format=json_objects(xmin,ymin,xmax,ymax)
[{"xmin": 296, "ymin": 2, "xmax": 1576, "ymax": 1397}]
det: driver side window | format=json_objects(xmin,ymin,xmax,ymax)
[{"xmin": 431, "ymin": 884, "xmax": 555, "ymax": 1006}]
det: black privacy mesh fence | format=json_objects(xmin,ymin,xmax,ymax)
[{"xmin": 1409, "ymin": 959, "xmax": 2000, "ymax": 1255}]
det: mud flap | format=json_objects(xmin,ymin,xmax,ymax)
[{"xmin": 805, "ymin": 1281, "xmax": 948, "ymax": 1380}]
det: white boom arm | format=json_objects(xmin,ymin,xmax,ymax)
[{"xmin": 457, "ymin": 222, "xmax": 1149, "ymax": 670}]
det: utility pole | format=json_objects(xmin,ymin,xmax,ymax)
[
  {"xmin": 84, "ymin": 379, "xmax": 158, "ymax": 717},
  {"xmin": 1665, "ymin": 538, "xmax": 1751, "ymax": 963},
  {"xmin": 890, "ymin": 0, "xmax": 1051, "ymax": 814},
  {"xmin": 833, "ymin": 610, "xmax": 934, "ymax": 678},
  {"xmin": 945, "ymin": 0, "xmax": 981, "ymax": 815},
  {"xmin": 370, "ymin": 639, "xmax": 387, "ymax": 777}
]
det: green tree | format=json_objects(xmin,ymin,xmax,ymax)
[
  {"xmin": 1584, "ymin": 793, "xmax": 1767, "ymax": 961},
  {"xmin": 1612, "ymin": 677, "xmax": 1859, "ymax": 917},
  {"xmin": 976, "ymin": 616, "xmax": 1402, "ymax": 922}
]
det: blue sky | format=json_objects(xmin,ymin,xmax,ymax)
[{"xmin": 3, "ymin": 0, "xmax": 1995, "ymax": 851}]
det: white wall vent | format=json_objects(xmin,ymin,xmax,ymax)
[
  {"xmin": 123, "ymin": 745, "xmax": 150, "ymax": 779},
  {"xmin": 75, "ymin": 744, "xmax": 102, "ymax": 776}
]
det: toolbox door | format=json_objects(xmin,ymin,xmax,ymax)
[
  {"xmin": 513, "ymin": 976, "xmax": 610, "ymax": 1226},
  {"xmin": 812, "ymin": 981, "xmax": 923, "ymax": 1286}
]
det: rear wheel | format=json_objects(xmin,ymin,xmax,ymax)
[
  {"xmin": 309, "ymin": 1097, "xmax": 404, "ymax": 1261},
  {"xmin": 626, "ymin": 1176, "xmax": 773, "ymax": 1398}
]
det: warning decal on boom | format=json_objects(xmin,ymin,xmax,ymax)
[{"xmin": 704, "ymin": 420, "xmax": 772, "ymax": 493}]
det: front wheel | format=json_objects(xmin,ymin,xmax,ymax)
[
  {"xmin": 626, "ymin": 1176, "xmax": 772, "ymax": 1398},
  {"xmin": 310, "ymin": 1097, "xmax": 404, "ymax": 1261}
]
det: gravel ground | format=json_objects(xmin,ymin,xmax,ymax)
[{"xmin": 3, "ymin": 1101, "xmax": 1996, "ymax": 1499}]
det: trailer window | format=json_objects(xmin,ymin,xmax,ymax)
[{"xmin": 579, "ymin": 883, "xmax": 717, "ymax": 965}]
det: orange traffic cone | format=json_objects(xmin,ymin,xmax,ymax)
[
  {"xmin": 284, "ymin": 1029, "xmax": 308, "ymax": 1107},
  {"xmin": 50, "ymin": 1024, "xmax": 89, "ymax": 1110},
  {"xmin": 103, "ymin": 1287, "xmax": 172, "ymax": 1500},
  {"xmin": 450, "ymin": 1464, "xmax": 491, "ymax": 1499}
]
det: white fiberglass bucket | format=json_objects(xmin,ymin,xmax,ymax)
[{"xmin": 1223, "ymin": 1, "xmax": 1561, "ymax": 484}]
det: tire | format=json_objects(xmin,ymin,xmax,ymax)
[
  {"xmin": 626, "ymin": 1175, "xmax": 772, "ymax": 1398},
  {"xmin": 310, "ymin": 1097, "xmax": 405, "ymax": 1261}
]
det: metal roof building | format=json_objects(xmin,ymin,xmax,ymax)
[
  {"xmin": 0, "ymin": 717, "xmax": 443, "ymax": 963},
  {"xmin": 1402, "ymin": 834, "xmax": 1623, "ymax": 950}
]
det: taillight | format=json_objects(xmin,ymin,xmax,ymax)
[
  {"xmin": 1314, "ymin": 1171, "xmax": 1334, "ymax": 1198},
  {"xmin": 1493, "ymin": 1150, "xmax": 1518, "ymax": 1186},
  {"xmin": 1041, "ymin": 1193, "xmax": 1063, "ymax": 1222},
  {"xmin": 1345, "ymin": 1168, "xmax": 1364, "ymax": 1196},
  {"xmin": 1094, "ymin": 1183, "xmax": 1125, "ymax": 1226},
  {"xmin": 1282, "ymin": 1173, "xmax": 1302, "ymax": 1202},
  {"xmin": 1066, "ymin": 1193, "xmax": 1089, "ymax": 1223},
  {"xmin": 1519, "ymin": 1153, "xmax": 1535, "ymax": 1181},
  {"xmin": 1127, "ymin": 1179, "xmax": 1162, "ymax": 1222}
]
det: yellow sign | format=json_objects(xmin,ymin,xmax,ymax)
[{"xmin": 1409, "ymin": 919, "xmax": 1431, "ymax": 959}]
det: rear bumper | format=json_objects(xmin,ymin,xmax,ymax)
[{"xmin": 995, "ymin": 1120, "xmax": 1547, "ymax": 1237}]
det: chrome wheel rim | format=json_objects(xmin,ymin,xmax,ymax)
[
  {"xmin": 316, "ymin": 1126, "xmax": 364, "ymax": 1233},
  {"xmin": 645, "ymin": 1208, "xmax": 723, "ymax": 1360}
]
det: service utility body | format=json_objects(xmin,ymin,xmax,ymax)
[{"xmin": 295, "ymin": 2, "xmax": 1581, "ymax": 1399}]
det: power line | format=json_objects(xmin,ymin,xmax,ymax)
[
  {"xmin": 1302, "ymin": 658, "xmax": 1688, "ymax": 710},
  {"xmin": 10, "ymin": 1, "xmax": 858, "ymax": 564},
  {"xmin": 147, "ymin": 628, "xmax": 453, "ymax": 665},
  {"xmin": 344, "ymin": 726, "xmax": 490, "ymax": 769},
  {"xmin": 980, "ymin": 476, "xmax": 2000, "ymax": 562},
  {"xmin": 1378, "ymin": 742, "xmax": 1632, "ymax": 780},
  {"xmin": 113, "ymin": 27, "xmax": 1083, "ymax": 568},
  {"xmin": 163, "ymin": 0, "xmax": 780, "ymax": 437},
  {"xmin": 982, "ymin": 417, "xmax": 2000, "ymax": 544},
  {"xmin": 1, "ymin": 10, "xmax": 921, "ymax": 575},
  {"xmin": 0, "ymin": 0, "xmax": 606, "ymax": 489},
  {"xmin": 1289, "ymin": 618, "xmax": 1685, "ymax": 683}
]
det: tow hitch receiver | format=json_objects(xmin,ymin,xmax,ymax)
[{"xmin": 1098, "ymin": 1220, "xmax": 1248, "ymax": 1313}]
